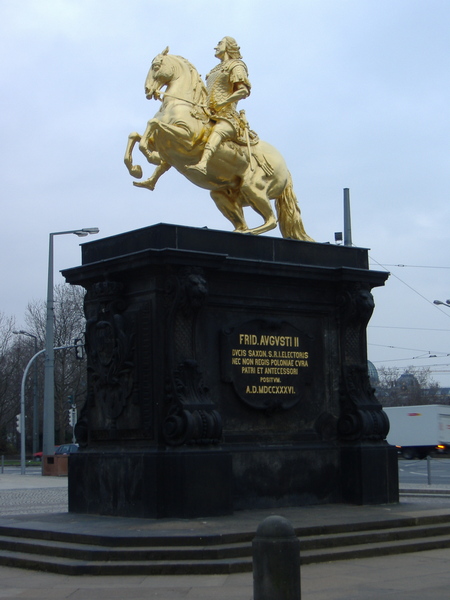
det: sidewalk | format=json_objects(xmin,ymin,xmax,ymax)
[
  {"xmin": 0, "ymin": 473, "xmax": 68, "ymax": 489},
  {"xmin": 1, "ymin": 473, "xmax": 450, "ymax": 599},
  {"xmin": 0, "ymin": 547, "xmax": 450, "ymax": 599}
]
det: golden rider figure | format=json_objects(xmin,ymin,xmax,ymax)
[{"xmin": 189, "ymin": 36, "xmax": 251, "ymax": 175}]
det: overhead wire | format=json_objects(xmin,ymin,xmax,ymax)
[
  {"xmin": 367, "ymin": 258, "xmax": 450, "ymax": 373},
  {"xmin": 370, "ymin": 325, "xmax": 450, "ymax": 332},
  {"xmin": 377, "ymin": 263, "xmax": 450, "ymax": 270},
  {"xmin": 369, "ymin": 256, "xmax": 450, "ymax": 318}
]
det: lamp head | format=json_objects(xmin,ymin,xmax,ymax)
[
  {"xmin": 434, "ymin": 299, "xmax": 450, "ymax": 307},
  {"xmin": 73, "ymin": 228, "xmax": 99, "ymax": 237}
]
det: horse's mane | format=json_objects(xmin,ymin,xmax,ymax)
[{"xmin": 169, "ymin": 54, "xmax": 207, "ymax": 105}]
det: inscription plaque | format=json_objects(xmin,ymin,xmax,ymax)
[{"xmin": 221, "ymin": 320, "xmax": 312, "ymax": 412}]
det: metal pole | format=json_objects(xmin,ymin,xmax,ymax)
[
  {"xmin": 32, "ymin": 336, "xmax": 38, "ymax": 456},
  {"xmin": 21, "ymin": 346, "xmax": 76, "ymax": 474},
  {"xmin": 427, "ymin": 455, "xmax": 432, "ymax": 485},
  {"xmin": 42, "ymin": 228, "xmax": 98, "ymax": 460},
  {"xmin": 21, "ymin": 349, "xmax": 46, "ymax": 474},
  {"xmin": 343, "ymin": 188, "xmax": 352, "ymax": 247},
  {"xmin": 71, "ymin": 407, "xmax": 77, "ymax": 443},
  {"xmin": 43, "ymin": 233, "xmax": 55, "ymax": 457}
]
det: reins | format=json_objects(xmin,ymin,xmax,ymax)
[{"xmin": 159, "ymin": 91, "xmax": 207, "ymax": 110}]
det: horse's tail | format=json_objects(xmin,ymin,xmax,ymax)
[{"xmin": 275, "ymin": 173, "xmax": 314, "ymax": 241}]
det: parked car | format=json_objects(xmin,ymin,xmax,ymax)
[
  {"xmin": 33, "ymin": 446, "xmax": 60, "ymax": 461},
  {"xmin": 55, "ymin": 443, "xmax": 78, "ymax": 455}
]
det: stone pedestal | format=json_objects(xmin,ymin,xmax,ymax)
[{"xmin": 62, "ymin": 223, "xmax": 398, "ymax": 518}]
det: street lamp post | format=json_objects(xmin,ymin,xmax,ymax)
[
  {"xmin": 13, "ymin": 330, "xmax": 39, "ymax": 456},
  {"xmin": 20, "ymin": 349, "xmax": 45, "ymax": 474},
  {"xmin": 42, "ymin": 228, "xmax": 99, "ymax": 459}
]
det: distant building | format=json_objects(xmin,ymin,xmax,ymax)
[
  {"xmin": 367, "ymin": 362, "xmax": 450, "ymax": 406},
  {"xmin": 367, "ymin": 360, "xmax": 379, "ymax": 387},
  {"xmin": 396, "ymin": 372, "xmax": 420, "ymax": 392}
]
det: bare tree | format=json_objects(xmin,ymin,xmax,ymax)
[
  {"xmin": 24, "ymin": 284, "xmax": 87, "ymax": 445},
  {"xmin": 377, "ymin": 366, "xmax": 443, "ymax": 407},
  {"xmin": 0, "ymin": 312, "xmax": 19, "ymax": 451}
]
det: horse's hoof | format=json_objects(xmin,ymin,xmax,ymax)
[
  {"xmin": 130, "ymin": 165, "xmax": 143, "ymax": 179},
  {"xmin": 133, "ymin": 179, "xmax": 155, "ymax": 191}
]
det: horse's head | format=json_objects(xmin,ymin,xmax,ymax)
[
  {"xmin": 144, "ymin": 47, "xmax": 174, "ymax": 100},
  {"xmin": 144, "ymin": 48, "xmax": 207, "ymax": 105}
]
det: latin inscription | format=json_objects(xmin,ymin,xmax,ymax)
[
  {"xmin": 221, "ymin": 320, "xmax": 312, "ymax": 410},
  {"xmin": 230, "ymin": 331, "xmax": 309, "ymax": 399}
]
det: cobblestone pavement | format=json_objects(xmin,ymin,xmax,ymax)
[
  {"xmin": 0, "ymin": 471, "xmax": 68, "ymax": 516},
  {"xmin": 0, "ymin": 487, "xmax": 68, "ymax": 515}
]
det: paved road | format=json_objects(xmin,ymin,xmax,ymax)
[
  {"xmin": 398, "ymin": 457, "xmax": 450, "ymax": 485},
  {"xmin": 0, "ymin": 466, "xmax": 42, "ymax": 476}
]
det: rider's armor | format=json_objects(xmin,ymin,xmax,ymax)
[
  {"xmin": 206, "ymin": 59, "xmax": 251, "ymax": 134},
  {"xmin": 188, "ymin": 55, "xmax": 261, "ymax": 175}
]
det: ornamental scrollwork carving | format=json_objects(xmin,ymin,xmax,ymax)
[
  {"xmin": 163, "ymin": 267, "xmax": 222, "ymax": 446},
  {"xmin": 337, "ymin": 285, "xmax": 389, "ymax": 442},
  {"xmin": 83, "ymin": 281, "xmax": 135, "ymax": 433}
]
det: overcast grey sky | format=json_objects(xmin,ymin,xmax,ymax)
[{"xmin": 1, "ymin": 0, "xmax": 449, "ymax": 385}]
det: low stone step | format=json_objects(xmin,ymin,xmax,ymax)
[
  {"xmin": 299, "ymin": 522, "xmax": 450, "ymax": 550},
  {"xmin": 3, "ymin": 532, "xmax": 450, "ymax": 575},
  {"xmin": 0, "ymin": 534, "xmax": 251, "ymax": 562},
  {"xmin": 4, "ymin": 521, "xmax": 449, "ymax": 563},
  {"xmin": 301, "ymin": 532, "xmax": 450, "ymax": 564},
  {"xmin": 297, "ymin": 512, "xmax": 450, "ymax": 538},
  {"xmin": 0, "ymin": 549, "xmax": 253, "ymax": 575},
  {"xmin": 2, "ymin": 513, "xmax": 450, "ymax": 575}
]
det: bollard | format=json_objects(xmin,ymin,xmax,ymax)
[{"xmin": 252, "ymin": 515, "xmax": 301, "ymax": 600}]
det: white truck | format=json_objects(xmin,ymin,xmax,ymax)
[{"xmin": 385, "ymin": 404, "xmax": 450, "ymax": 459}]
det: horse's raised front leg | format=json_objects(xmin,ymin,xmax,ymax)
[
  {"xmin": 124, "ymin": 130, "xmax": 165, "ymax": 179},
  {"xmin": 133, "ymin": 161, "xmax": 172, "ymax": 191},
  {"xmin": 138, "ymin": 119, "xmax": 164, "ymax": 165},
  {"xmin": 124, "ymin": 132, "xmax": 143, "ymax": 179}
]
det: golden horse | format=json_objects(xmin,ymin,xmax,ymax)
[{"xmin": 124, "ymin": 48, "xmax": 313, "ymax": 241}]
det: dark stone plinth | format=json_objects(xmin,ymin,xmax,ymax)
[
  {"xmin": 68, "ymin": 450, "xmax": 232, "ymax": 518},
  {"xmin": 341, "ymin": 443, "xmax": 399, "ymax": 505},
  {"xmin": 62, "ymin": 223, "xmax": 398, "ymax": 518},
  {"xmin": 232, "ymin": 445, "xmax": 341, "ymax": 509}
]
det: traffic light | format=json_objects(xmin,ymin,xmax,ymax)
[
  {"xmin": 74, "ymin": 337, "xmax": 84, "ymax": 360},
  {"xmin": 68, "ymin": 408, "xmax": 77, "ymax": 427},
  {"xmin": 16, "ymin": 414, "xmax": 21, "ymax": 433}
]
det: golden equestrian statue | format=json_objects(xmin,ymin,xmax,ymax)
[{"xmin": 124, "ymin": 37, "xmax": 314, "ymax": 241}]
